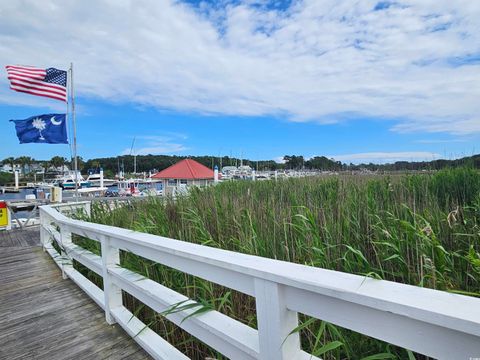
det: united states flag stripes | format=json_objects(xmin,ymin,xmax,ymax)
[{"xmin": 5, "ymin": 65, "xmax": 67, "ymax": 102}]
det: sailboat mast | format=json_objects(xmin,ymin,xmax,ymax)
[{"xmin": 130, "ymin": 136, "xmax": 137, "ymax": 174}]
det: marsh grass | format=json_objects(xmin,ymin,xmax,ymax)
[{"xmin": 72, "ymin": 168, "xmax": 480, "ymax": 359}]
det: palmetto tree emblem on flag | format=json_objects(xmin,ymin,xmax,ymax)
[{"xmin": 32, "ymin": 117, "xmax": 47, "ymax": 140}]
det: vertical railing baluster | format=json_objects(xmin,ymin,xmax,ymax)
[
  {"xmin": 39, "ymin": 209, "xmax": 47, "ymax": 250},
  {"xmin": 254, "ymin": 278, "xmax": 301, "ymax": 360},
  {"xmin": 101, "ymin": 235, "xmax": 122, "ymax": 325},
  {"xmin": 59, "ymin": 225, "xmax": 73, "ymax": 280},
  {"xmin": 84, "ymin": 201, "xmax": 92, "ymax": 218}
]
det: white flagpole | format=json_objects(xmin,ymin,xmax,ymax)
[{"xmin": 70, "ymin": 62, "xmax": 79, "ymax": 200}]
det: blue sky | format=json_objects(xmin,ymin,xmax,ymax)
[{"xmin": 0, "ymin": 0, "xmax": 479, "ymax": 164}]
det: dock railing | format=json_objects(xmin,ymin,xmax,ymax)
[{"xmin": 39, "ymin": 202, "xmax": 480, "ymax": 360}]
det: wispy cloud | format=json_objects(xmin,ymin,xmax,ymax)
[
  {"xmin": 1, "ymin": 1, "xmax": 479, "ymax": 134},
  {"xmin": 120, "ymin": 134, "xmax": 187, "ymax": 155},
  {"xmin": 416, "ymin": 138, "xmax": 469, "ymax": 144},
  {"xmin": 328, "ymin": 151, "xmax": 440, "ymax": 164},
  {"xmin": 136, "ymin": 132, "xmax": 188, "ymax": 141},
  {"xmin": 0, "ymin": 84, "xmax": 65, "ymax": 111}
]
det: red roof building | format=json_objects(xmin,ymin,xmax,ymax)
[
  {"xmin": 152, "ymin": 159, "xmax": 214, "ymax": 180},
  {"xmin": 152, "ymin": 159, "xmax": 216, "ymax": 195}
]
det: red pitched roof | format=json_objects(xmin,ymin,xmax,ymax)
[{"xmin": 152, "ymin": 159, "xmax": 214, "ymax": 180}]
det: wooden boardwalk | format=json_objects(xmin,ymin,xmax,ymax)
[
  {"xmin": 0, "ymin": 227, "xmax": 150, "ymax": 359},
  {"xmin": 0, "ymin": 226, "xmax": 42, "ymax": 248}
]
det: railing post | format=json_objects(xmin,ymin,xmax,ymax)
[
  {"xmin": 254, "ymin": 278, "xmax": 301, "ymax": 360},
  {"xmin": 101, "ymin": 235, "xmax": 122, "ymax": 325},
  {"xmin": 39, "ymin": 209, "xmax": 49, "ymax": 251},
  {"xmin": 82, "ymin": 201, "xmax": 91, "ymax": 218},
  {"xmin": 59, "ymin": 225, "xmax": 73, "ymax": 280},
  {"xmin": 86, "ymin": 201, "xmax": 91, "ymax": 217}
]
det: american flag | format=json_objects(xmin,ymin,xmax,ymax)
[{"xmin": 5, "ymin": 65, "xmax": 67, "ymax": 102}]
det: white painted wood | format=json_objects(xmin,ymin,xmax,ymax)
[
  {"xmin": 59, "ymin": 225, "xmax": 73, "ymax": 280},
  {"xmin": 64, "ymin": 243, "xmax": 103, "ymax": 275},
  {"xmin": 44, "ymin": 224, "xmax": 61, "ymax": 243},
  {"xmin": 54, "ymin": 214, "xmax": 479, "ymax": 335},
  {"xmin": 83, "ymin": 201, "xmax": 91, "ymax": 218},
  {"xmin": 39, "ymin": 204, "xmax": 480, "ymax": 360},
  {"xmin": 51, "ymin": 201, "xmax": 91, "ymax": 209},
  {"xmin": 110, "ymin": 266, "xmax": 260, "ymax": 360},
  {"xmin": 254, "ymin": 278, "xmax": 301, "ymax": 360},
  {"xmin": 110, "ymin": 235, "xmax": 255, "ymax": 296},
  {"xmin": 14, "ymin": 170, "xmax": 19, "ymax": 190},
  {"xmin": 111, "ymin": 306, "xmax": 189, "ymax": 360},
  {"xmin": 39, "ymin": 215, "xmax": 48, "ymax": 250},
  {"xmin": 51, "ymin": 201, "xmax": 91, "ymax": 218},
  {"xmin": 43, "ymin": 241, "xmax": 64, "ymax": 271},
  {"xmin": 285, "ymin": 286, "xmax": 480, "ymax": 360},
  {"xmin": 100, "ymin": 235, "xmax": 122, "ymax": 325}
]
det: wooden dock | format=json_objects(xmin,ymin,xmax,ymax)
[{"xmin": 0, "ymin": 227, "xmax": 150, "ymax": 359}]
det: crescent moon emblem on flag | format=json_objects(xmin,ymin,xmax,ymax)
[{"xmin": 50, "ymin": 116, "xmax": 62, "ymax": 125}]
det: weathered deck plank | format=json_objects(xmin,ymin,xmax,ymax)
[
  {"xmin": 0, "ymin": 229, "xmax": 150, "ymax": 360},
  {"xmin": 0, "ymin": 226, "xmax": 41, "ymax": 247}
]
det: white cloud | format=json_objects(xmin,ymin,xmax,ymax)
[
  {"xmin": 274, "ymin": 156, "xmax": 286, "ymax": 164},
  {"xmin": 416, "ymin": 138, "xmax": 469, "ymax": 144},
  {"xmin": 0, "ymin": 86, "xmax": 65, "ymax": 112},
  {"xmin": 328, "ymin": 151, "xmax": 440, "ymax": 164},
  {"xmin": 120, "ymin": 135, "xmax": 187, "ymax": 155},
  {"xmin": 1, "ymin": 0, "xmax": 479, "ymax": 134}
]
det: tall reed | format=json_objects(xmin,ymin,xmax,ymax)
[{"xmin": 75, "ymin": 168, "xmax": 480, "ymax": 359}]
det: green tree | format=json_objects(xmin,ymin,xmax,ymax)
[
  {"xmin": 38, "ymin": 160, "xmax": 50, "ymax": 175},
  {"xmin": 305, "ymin": 156, "xmax": 342, "ymax": 171},
  {"xmin": 50, "ymin": 156, "xmax": 67, "ymax": 170},
  {"xmin": 15, "ymin": 156, "xmax": 35, "ymax": 177},
  {"xmin": 283, "ymin": 155, "xmax": 304, "ymax": 169},
  {"xmin": 77, "ymin": 156, "xmax": 85, "ymax": 171},
  {"xmin": 1, "ymin": 157, "xmax": 16, "ymax": 172}
]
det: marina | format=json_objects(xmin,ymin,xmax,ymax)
[
  {"xmin": 1, "ymin": 158, "xmax": 321, "ymax": 207},
  {"xmin": 1, "ymin": 1, "xmax": 479, "ymax": 358}
]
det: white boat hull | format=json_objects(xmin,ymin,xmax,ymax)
[{"xmin": 88, "ymin": 179, "xmax": 117, "ymax": 187}]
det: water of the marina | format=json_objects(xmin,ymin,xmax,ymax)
[
  {"xmin": 0, "ymin": 188, "xmax": 36, "ymax": 201},
  {"xmin": 0, "ymin": 189, "xmax": 39, "ymax": 219},
  {"xmin": 0, "ymin": 186, "xmax": 121, "ymax": 200}
]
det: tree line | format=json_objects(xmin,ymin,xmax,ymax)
[
  {"xmin": 0, "ymin": 156, "xmax": 82, "ymax": 176},
  {"xmin": 2, "ymin": 153, "xmax": 480, "ymax": 178}
]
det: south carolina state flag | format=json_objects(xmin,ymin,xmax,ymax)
[{"xmin": 10, "ymin": 114, "xmax": 68, "ymax": 144}]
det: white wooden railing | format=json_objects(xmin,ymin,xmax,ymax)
[{"xmin": 39, "ymin": 202, "xmax": 480, "ymax": 360}]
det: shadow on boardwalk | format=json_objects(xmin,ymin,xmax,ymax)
[{"xmin": 0, "ymin": 227, "xmax": 150, "ymax": 360}]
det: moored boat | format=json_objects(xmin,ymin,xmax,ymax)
[
  {"xmin": 58, "ymin": 171, "xmax": 91, "ymax": 189},
  {"xmin": 86, "ymin": 172, "xmax": 117, "ymax": 187},
  {"xmin": 117, "ymin": 179, "xmax": 141, "ymax": 196}
]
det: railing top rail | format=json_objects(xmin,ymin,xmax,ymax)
[
  {"xmin": 50, "ymin": 201, "xmax": 91, "ymax": 208},
  {"xmin": 39, "ymin": 204, "xmax": 480, "ymax": 339}
]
